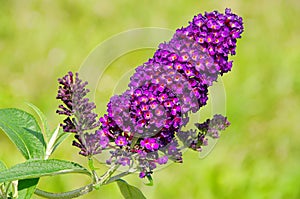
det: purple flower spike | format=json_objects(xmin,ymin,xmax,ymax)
[
  {"xmin": 56, "ymin": 72, "xmax": 101, "ymax": 156},
  {"xmin": 57, "ymin": 8, "xmax": 243, "ymax": 178},
  {"xmin": 56, "ymin": 72, "xmax": 99, "ymax": 133},
  {"xmin": 100, "ymin": 8, "xmax": 242, "ymax": 177}
]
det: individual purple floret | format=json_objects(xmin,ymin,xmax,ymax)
[
  {"xmin": 115, "ymin": 136, "xmax": 128, "ymax": 146},
  {"xmin": 140, "ymin": 138, "xmax": 159, "ymax": 151}
]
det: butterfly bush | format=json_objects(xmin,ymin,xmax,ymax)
[{"xmin": 57, "ymin": 8, "xmax": 243, "ymax": 178}]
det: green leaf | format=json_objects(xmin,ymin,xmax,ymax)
[
  {"xmin": 26, "ymin": 102, "xmax": 51, "ymax": 141},
  {"xmin": 0, "ymin": 108, "xmax": 46, "ymax": 159},
  {"xmin": 52, "ymin": 132, "xmax": 70, "ymax": 153},
  {"xmin": 117, "ymin": 179, "xmax": 146, "ymax": 199},
  {"xmin": 0, "ymin": 161, "xmax": 38, "ymax": 199},
  {"xmin": 17, "ymin": 178, "xmax": 39, "ymax": 199},
  {"xmin": 0, "ymin": 160, "xmax": 6, "ymax": 172},
  {"xmin": 45, "ymin": 125, "xmax": 60, "ymax": 159},
  {"xmin": 45, "ymin": 126, "xmax": 70, "ymax": 159},
  {"xmin": 0, "ymin": 159, "xmax": 91, "ymax": 183},
  {"xmin": 0, "ymin": 160, "xmax": 7, "ymax": 198}
]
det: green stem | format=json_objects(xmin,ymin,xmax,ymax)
[
  {"xmin": 130, "ymin": 137, "xmax": 139, "ymax": 148},
  {"xmin": 35, "ymin": 184, "xmax": 93, "ymax": 199},
  {"xmin": 4, "ymin": 182, "xmax": 11, "ymax": 199},
  {"xmin": 34, "ymin": 164, "xmax": 131, "ymax": 198},
  {"xmin": 11, "ymin": 180, "xmax": 18, "ymax": 199},
  {"xmin": 88, "ymin": 157, "xmax": 99, "ymax": 183},
  {"xmin": 0, "ymin": 184, "xmax": 6, "ymax": 199},
  {"xmin": 98, "ymin": 164, "xmax": 119, "ymax": 185},
  {"xmin": 106, "ymin": 168, "xmax": 137, "ymax": 183}
]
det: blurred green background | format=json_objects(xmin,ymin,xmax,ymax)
[{"xmin": 1, "ymin": 0, "xmax": 300, "ymax": 198}]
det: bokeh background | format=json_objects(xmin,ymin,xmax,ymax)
[{"xmin": 1, "ymin": 0, "xmax": 300, "ymax": 198}]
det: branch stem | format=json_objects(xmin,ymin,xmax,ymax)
[
  {"xmin": 34, "ymin": 165, "xmax": 134, "ymax": 198},
  {"xmin": 35, "ymin": 184, "xmax": 93, "ymax": 199}
]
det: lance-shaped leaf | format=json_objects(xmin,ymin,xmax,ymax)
[
  {"xmin": 0, "ymin": 159, "xmax": 91, "ymax": 183},
  {"xmin": 117, "ymin": 179, "xmax": 146, "ymax": 199},
  {"xmin": 26, "ymin": 103, "xmax": 51, "ymax": 141},
  {"xmin": 0, "ymin": 160, "xmax": 6, "ymax": 172},
  {"xmin": 17, "ymin": 178, "xmax": 39, "ymax": 199},
  {"xmin": 0, "ymin": 108, "xmax": 46, "ymax": 159},
  {"xmin": 0, "ymin": 161, "xmax": 38, "ymax": 199},
  {"xmin": 45, "ymin": 125, "xmax": 70, "ymax": 159}
]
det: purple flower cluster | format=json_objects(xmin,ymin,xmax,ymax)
[
  {"xmin": 57, "ymin": 9, "xmax": 243, "ymax": 178},
  {"xmin": 56, "ymin": 72, "xmax": 102, "ymax": 156},
  {"xmin": 196, "ymin": 114, "xmax": 231, "ymax": 139},
  {"xmin": 178, "ymin": 114, "xmax": 230, "ymax": 152}
]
